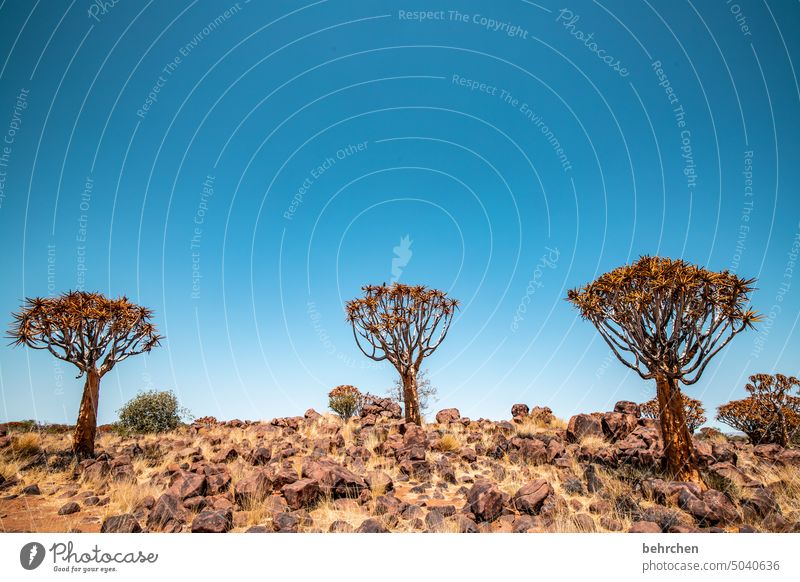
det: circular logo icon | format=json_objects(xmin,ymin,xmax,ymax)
[{"xmin": 20, "ymin": 542, "xmax": 46, "ymax": 570}]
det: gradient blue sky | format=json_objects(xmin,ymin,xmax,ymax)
[{"xmin": 0, "ymin": 1, "xmax": 798, "ymax": 427}]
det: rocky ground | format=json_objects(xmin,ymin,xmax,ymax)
[{"xmin": 1, "ymin": 397, "xmax": 798, "ymax": 533}]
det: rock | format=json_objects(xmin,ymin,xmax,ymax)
[
  {"xmin": 203, "ymin": 466, "xmax": 232, "ymax": 496},
  {"xmin": 566, "ymin": 414, "xmax": 604, "ymax": 443},
  {"xmin": 546, "ymin": 439, "xmax": 566, "ymax": 463},
  {"xmin": 614, "ymin": 401, "xmax": 641, "ymax": 417},
  {"xmin": 211, "ymin": 447, "xmax": 238, "ymax": 464},
  {"xmin": 396, "ymin": 425, "xmax": 428, "ymax": 463},
  {"xmin": 601, "ymin": 412, "xmax": 638, "ymax": 442},
  {"xmin": 740, "ymin": 486, "xmax": 781, "ymax": 519},
  {"xmin": 281, "ymin": 479, "xmax": 321, "ymax": 510},
  {"xmin": 641, "ymin": 479, "xmax": 702, "ymax": 506},
  {"xmin": 600, "ymin": 516, "xmax": 623, "ymax": 531},
  {"xmin": 435, "ymin": 408, "xmax": 461, "ymax": 424},
  {"xmin": 460, "ymin": 447, "xmax": 477, "ymax": 463},
  {"xmin": 375, "ymin": 494, "xmax": 408, "ymax": 516},
  {"xmin": 168, "ymin": 471, "xmax": 206, "ymax": 500},
  {"xmin": 365, "ymin": 471, "xmax": 393, "ymax": 494},
  {"xmin": 466, "ymin": 479, "xmax": 510, "ymax": 522},
  {"xmin": 234, "ymin": 470, "xmax": 272, "ymax": 506},
  {"xmin": 147, "ymin": 493, "xmax": 186, "ymax": 532},
  {"xmin": 245, "ymin": 525, "xmax": 270, "ymax": 533},
  {"xmin": 512, "ymin": 479, "xmax": 552, "ymax": 515},
  {"xmin": 450, "ymin": 514, "xmax": 479, "ymax": 533},
  {"xmin": 629, "ymin": 521, "xmax": 661, "ymax": 533},
  {"xmin": 329, "ymin": 520, "xmax": 354, "ymax": 533},
  {"xmin": 517, "ymin": 438, "xmax": 548, "ymax": 464},
  {"xmin": 101, "ymin": 514, "xmax": 142, "ymax": 533},
  {"xmin": 58, "ymin": 502, "xmax": 80, "ymax": 515},
  {"xmin": 272, "ymin": 512, "xmax": 298, "ymax": 532},
  {"xmin": 22, "ymin": 484, "xmax": 41, "ymax": 495},
  {"xmin": 359, "ymin": 395, "xmax": 402, "ymax": 420},
  {"xmin": 249, "ymin": 447, "xmax": 272, "ymax": 465},
  {"xmin": 677, "ymin": 489, "xmax": 738, "ymax": 526},
  {"xmin": 584, "ymin": 465, "xmax": 604, "ymax": 493},
  {"xmin": 511, "ymin": 403, "xmax": 529, "ymax": 418},
  {"xmin": 425, "ymin": 509, "xmax": 445, "ymax": 532},
  {"xmin": 707, "ymin": 462, "xmax": 754, "ymax": 489},
  {"xmin": 191, "ymin": 508, "xmax": 233, "ymax": 533},
  {"xmin": 302, "ymin": 458, "xmax": 367, "ymax": 498},
  {"xmin": 357, "ymin": 518, "xmax": 389, "ymax": 533},
  {"xmin": 572, "ymin": 513, "xmax": 596, "ymax": 532},
  {"xmin": 563, "ymin": 479, "xmax": 584, "ymax": 495},
  {"xmin": 778, "ymin": 449, "xmax": 800, "ymax": 467},
  {"xmin": 304, "ymin": 408, "xmax": 321, "ymax": 420}
]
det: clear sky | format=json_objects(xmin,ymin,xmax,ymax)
[{"xmin": 0, "ymin": 0, "xmax": 798, "ymax": 427}]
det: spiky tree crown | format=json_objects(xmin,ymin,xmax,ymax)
[
  {"xmin": 345, "ymin": 283, "xmax": 459, "ymax": 373},
  {"xmin": 567, "ymin": 256, "xmax": 759, "ymax": 383},
  {"xmin": 9, "ymin": 290, "xmax": 162, "ymax": 377}
]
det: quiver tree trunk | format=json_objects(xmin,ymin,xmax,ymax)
[
  {"xmin": 73, "ymin": 368, "xmax": 101, "ymax": 459},
  {"xmin": 402, "ymin": 370, "xmax": 421, "ymax": 425},
  {"xmin": 656, "ymin": 375, "xmax": 704, "ymax": 488}
]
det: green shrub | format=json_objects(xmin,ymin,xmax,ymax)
[
  {"xmin": 328, "ymin": 385, "xmax": 363, "ymax": 421},
  {"xmin": 116, "ymin": 390, "xmax": 192, "ymax": 435}
]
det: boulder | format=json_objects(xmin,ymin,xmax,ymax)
[
  {"xmin": 58, "ymin": 502, "xmax": 80, "ymax": 515},
  {"xmin": 168, "ymin": 471, "xmax": 206, "ymax": 500},
  {"xmin": 511, "ymin": 404, "xmax": 529, "ymax": 418},
  {"xmin": 601, "ymin": 412, "xmax": 638, "ymax": 442},
  {"xmin": 365, "ymin": 471, "xmax": 393, "ymax": 494},
  {"xmin": 450, "ymin": 514, "xmax": 479, "ymax": 533},
  {"xmin": 302, "ymin": 458, "xmax": 367, "ymax": 498},
  {"xmin": 191, "ymin": 508, "xmax": 233, "ymax": 533},
  {"xmin": 512, "ymin": 479, "xmax": 552, "ymax": 515},
  {"xmin": 466, "ymin": 479, "xmax": 510, "ymax": 522},
  {"xmin": 614, "ymin": 401, "xmax": 641, "ymax": 417},
  {"xmin": 435, "ymin": 408, "xmax": 461, "ymax": 424},
  {"xmin": 356, "ymin": 518, "xmax": 389, "ymax": 533},
  {"xmin": 566, "ymin": 414, "xmax": 603, "ymax": 443},
  {"xmin": 22, "ymin": 484, "xmax": 41, "ymax": 495},
  {"xmin": 281, "ymin": 478, "xmax": 321, "ymax": 510},
  {"xmin": 203, "ymin": 466, "xmax": 232, "ymax": 496},
  {"xmin": 516, "ymin": 438, "xmax": 548, "ymax": 465},
  {"xmin": 304, "ymin": 408, "xmax": 322, "ymax": 420},
  {"xmin": 147, "ymin": 493, "xmax": 186, "ymax": 532},
  {"xmin": 249, "ymin": 447, "xmax": 272, "ymax": 466},
  {"xmin": 234, "ymin": 470, "xmax": 272, "ymax": 506},
  {"xmin": 272, "ymin": 512, "xmax": 299, "ymax": 532},
  {"xmin": 629, "ymin": 521, "xmax": 662, "ymax": 533},
  {"xmin": 329, "ymin": 520, "xmax": 354, "ymax": 533},
  {"xmin": 677, "ymin": 488, "xmax": 738, "ymax": 526},
  {"xmin": 101, "ymin": 514, "xmax": 142, "ymax": 533}
]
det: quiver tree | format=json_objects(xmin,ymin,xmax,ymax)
[
  {"xmin": 641, "ymin": 394, "xmax": 707, "ymax": 433},
  {"xmin": 8, "ymin": 291, "xmax": 163, "ymax": 458},
  {"xmin": 567, "ymin": 256, "xmax": 759, "ymax": 486},
  {"xmin": 717, "ymin": 374, "xmax": 800, "ymax": 446},
  {"xmin": 345, "ymin": 283, "xmax": 458, "ymax": 424}
]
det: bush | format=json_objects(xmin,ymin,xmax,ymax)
[
  {"xmin": 387, "ymin": 368, "xmax": 438, "ymax": 417},
  {"xmin": 116, "ymin": 390, "xmax": 192, "ymax": 435},
  {"xmin": 328, "ymin": 385, "xmax": 363, "ymax": 421},
  {"xmin": 640, "ymin": 393, "xmax": 707, "ymax": 433},
  {"xmin": 717, "ymin": 374, "xmax": 800, "ymax": 446}
]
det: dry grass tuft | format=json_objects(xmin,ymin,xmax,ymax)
[
  {"xmin": 437, "ymin": 434, "xmax": 460, "ymax": 452},
  {"xmin": 10, "ymin": 432, "xmax": 42, "ymax": 457}
]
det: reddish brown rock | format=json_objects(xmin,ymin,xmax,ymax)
[
  {"xmin": 512, "ymin": 479, "xmax": 552, "ymax": 515},
  {"xmin": 191, "ymin": 508, "xmax": 233, "ymax": 533},
  {"xmin": 629, "ymin": 521, "xmax": 662, "ymax": 533},
  {"xmin": 601, "ymin": 412, "xmax": 638, "ymax": 442},
  {"xmin": 168, "ymin": 470, "xmax": 206, "ymax": 500},
  {"xmin": 281, "ymin": 478, "xmax": 321, "ymax": 510},
  {"xmin": 435, "ymin": 408, "xmax": 461, "ymax": 424},
  {"xmin": 566, "ymin": 414, "xmax": 603, "ymax": 443},
  {"xmin": 101, "ymin": 514, "xmax": 142, "ymax": 533},
  {"xmin": 614, "ymin": 401, "xmax": 641, "ymax": 417},
  {"xmin": 147, "ymin": 493, "xmax": 186, "ymax": 532},
  {"xmin": 511, "ymin": 403, "xmax": 529, "ymax": 418},
  {"xmin": 466, "ymin": 479, "xmax": 510, "ymax": 522}
]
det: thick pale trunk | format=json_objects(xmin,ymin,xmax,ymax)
[
  {"xmin": 73, "ymin": 368, "xmax": 101, "ymax": 459},
  {"xmin": 401, "ymin": 371, "xmax": 421, "ymax": 425},
  {"xmin": 655, "ymin": 375, "xmax": 705, "ymax": 489}
]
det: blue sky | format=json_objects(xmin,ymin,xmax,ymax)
[{"xmin": 0, "ymin": 0, "xmax": 798, "ymax": 427}]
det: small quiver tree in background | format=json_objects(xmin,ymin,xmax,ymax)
[
  {"xmin": 8, "ymin": 291, "xmax": 162, "ymax": 458},
  {"xmin": 346, "ymin": 283, "xmax": 458, "ymax": 425},
  {"xmin": 117, "ymin": 390, "xmax": 191, "ymax": 435},
  {"xmin": 641, "ymin": 393, "xmax": 707, "ymax": 433},
  {"xmin": 328, "ymin": 385, "xmax": 363, "ymax": 421},
  {"xmin": 717, "ymin": 374, "xmax": 800, "ymax": 446},
  {"xmin": 567, "ymin": 256, "xmax": 759, "ymax": 487}
]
